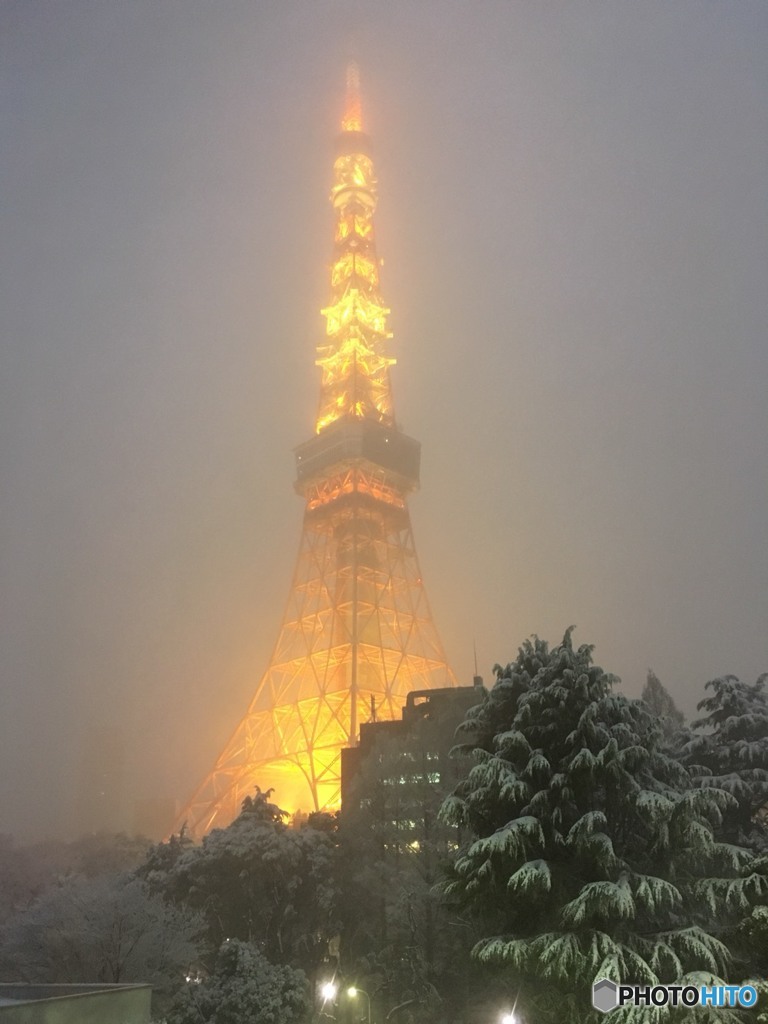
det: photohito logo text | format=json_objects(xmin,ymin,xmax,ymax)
[{"xmin": 592, "ymin": 979, "xmax": 757, "ymax": 1013}]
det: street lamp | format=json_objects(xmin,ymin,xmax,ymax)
[
  {"xmin": 500, "ymin": 1014, "xmax": 518, "ymax": 1024},
  {"xmin": 347, "ymin": 985, "xmax": 372, "ymax": 1024},
  {"xmin": 320, "ymin": 980, "xmax": 338, "ymax": 1002}
]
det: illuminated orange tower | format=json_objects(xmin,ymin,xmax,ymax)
[{"xmin": 178, "ymin": 66, "xmax": 456, "ymax": 835}]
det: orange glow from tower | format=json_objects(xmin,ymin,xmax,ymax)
[{"xmin": 173, "ymin": 67, "xmax": 455, "ymax": 836}]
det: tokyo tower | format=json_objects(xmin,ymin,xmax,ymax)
[{"xmin": 177, "ymin": 66, "xmax": 456, "ymax": 835}]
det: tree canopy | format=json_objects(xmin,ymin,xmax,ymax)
[
  {"xmin": 166, "ymin": 939, "xmax": 309, "ymax": 1024},
  {"xmin": 142, "ymin": 789, "xmax": 338, "ymax": 975},
  {"xmin": 441, "ymin": 631, "xmax": 767, "ymax": 1024},
  {"xmin": 682, "ymin": 674, "xmax": 768, "ymax": 852},
  {"xmin": 0, "ymin": 872, "xmax": 203, "ymax": 1001},
  {"xmin": 641, "ymin": 670, "xmax": 686, "ymax": 749}
]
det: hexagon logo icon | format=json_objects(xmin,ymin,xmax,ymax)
[{"xmin": 593, "ymin": 979, "xmax": 619, "ymax": 1013}]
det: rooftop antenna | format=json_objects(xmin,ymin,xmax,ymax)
[
  {"xmin": 473, "ymin": 638, "xmax": 483, "ymax": 688},
  {"xmin": 341, "ymin": 60, "xmax": 363, "ymax": 133}
]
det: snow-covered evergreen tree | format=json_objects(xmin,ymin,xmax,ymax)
[
  {"xmin": 440, "ymin": 631, "xmax": 767, "ymax": 1024},
  {"xmin": 642, "ymin": 670, "xmax": 686, "ymax": 750},
  {"xmin": 682, "ymin": 674, "xmax": 768, "ymax": 853}
]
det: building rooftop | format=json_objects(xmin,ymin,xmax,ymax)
[{"xmin": 0, "ymin": 984, "xmax": 151, "ymax": 1023}]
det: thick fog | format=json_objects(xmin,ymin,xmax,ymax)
[{"xmin": 1, "ymin": 1, "xmax": 766, "ymax": 839}]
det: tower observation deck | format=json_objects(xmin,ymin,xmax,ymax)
[{"xmin": 176, "ymin": 65, "xmax": 456, "ymax": 835}]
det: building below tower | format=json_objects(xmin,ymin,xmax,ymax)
[
  {"xmin": 341, "ymin": 683, "xmax": 484, "ymax": 832},
  {"xmin": 337, "ymin": 683, "xmax": 484, "ymax": 1013}
]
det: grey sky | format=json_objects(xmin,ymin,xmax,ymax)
[{"xmin": 1, "ymin": 1, "xmax": 766, "ymax": 839}]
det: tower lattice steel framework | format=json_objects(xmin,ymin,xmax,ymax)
[{"xmin": 177, "ymin": 66, "xmax": 456, "ymax": 835}]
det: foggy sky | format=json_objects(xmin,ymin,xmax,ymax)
[{"xmin": 1, "ymin": 1, "xmax": 766, "ymax": 840}]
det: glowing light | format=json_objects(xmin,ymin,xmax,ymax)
[
  {"xmin": 322, "ymin": 289, "xmax": 390, "ymax": 337},
  {"xmin": 316, "ymin": 87, "xmax": 396, "ymax": 433},
  {"xmin": 341, "ymin": 61, "xmax": 362, "ymax": 133},
  {"xmin": 336, "ymin": 214, "xmax": 372, "ymax": 243},
  {"xmin": 304, "ymin": 468, "xmax": 407, "ymax": 511},
  {"xmin": 331, "ymin": 251, "xmax": 379, "ymax": 290},
  {"xmin": 347, "ymin": 986, "xmax": 372, "ymax": 1024},
  {"xmin": 321, "ymin": 980, "xmax": 338, "ymax": 1000}
]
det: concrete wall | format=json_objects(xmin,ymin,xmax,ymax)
[{"xmin": 0, "ymin": 984, "xmax": 151, "ymax": 1024}]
